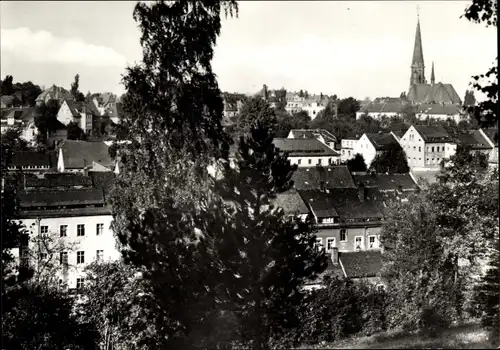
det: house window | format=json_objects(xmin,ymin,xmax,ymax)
[
  {"xmin": 348, "ymin": 150, "xmax": 351, "ymax": 156},
  {"xmin": 96, "ymin": 223, "xmax": 104, "ymax": 236},
  {"xmin": 308, "ymin": 159, "xmax": 312, "ymax": 165},
  {"xmin": 315, "ymin": 238, "xmax": 324, "ymax": 251},
  {"xmin": 317, "ymin": 159, "xmax": 322, "ymax": 165},
  {"xmin": 76, "ymin": 278, "xmax": 85, "ymax": 290},
  {"xmin": 432, "ymin": 147, "xmax": 435, "ymax": 152},
  {"xmin": 40, "ymin": 225, "xmax": 49, "ymax": 235},
  {"xmin": 368, "ymin": 235, "xmax": 378, "ymax": 249},
  {"xmin": 77, "ymin": 251, "xmax": 85, "ymax": 264},
  {"xmin": 77, "ymin": 224, "xmax": 85, "ymax": 237},
  {"xmin": 413, "ymin": 146, "xmax": 416, "ymax": 151},
  {"xmin": 60, "ymin": 252, "xmax": 68, "ymax": 265},
  {"xmin": 326, "ymin": 237, "xmax": 336, "ymax": 251},
  {"xmin": 419, "ymin": 147, "xmax": 421, "ymax": 152},
  {"xmin": 340, "ymin": 229, "xmax": 347, "ymax": 242},
  {"xmin": 60, "ymin": 225, "xmax": 67, "ymax": 237},
  {"xmin": 298, "ymin": 159, "xmax": 302, "ymax": 165},
  {"xmin": 355, "ymin": 236, "xmax": 363, "ymax": 250},
  {"xmin": 96, "ymin": 250, "xmax": 104, "ymax": 262}
]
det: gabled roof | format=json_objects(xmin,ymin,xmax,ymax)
[
  {"xmin": 297, "ymin": 190, "xmax": 338, "ymax": 218},
  {"xmin": 292, "ymin": 166, "xmax": 356, "ymax": 190},
  {"xmin": 407, "ymin": 83, "xmax": 462, "ymax": 105},
  {"xmin": 63, "ymin": 99, "xmax": 101, "ymax": 117},
  {"xmin": 339, "ymin": 251, "xmax": 382, "ymax": 278},
  {"xmin": 482, "ymin": 128, "xmax": 498, "ymax": 146},
  {"xmin": 353, "ymin": 173, "xmax": 419, "ymax": 192},
  {"xmin": 64, "ymin": 99, "xmax": 82, "ymax": 118},
  {"xmin": 289, "ymin": 129, "xmax": 337, "ymax": 144},
  {"xmin": 10, "ymin": 151, "xmax": 53, "ymax": 167},
  {"xmin": 273, "ymin": 138, "xmax": 340, "ymax": 156},
  {"xmin": 360, "ymin": 102, "xmax": 405, "ymax": 114},
  {"xmin": 298, "ymin": 188, "xmax": 383, "ymax": 220},
  {"xmin": 1, "ymin": 107, "xmax": 36, "ymax": 124},
  {"xmin": 1, "ymin": 95, "xmax": 14, "ymax": 107},
  {"xmin": 416, "ymin": 103, "xmax": 462, "ymax": 116},
  {"xmin": 58, "ymin": 140, "xmax": 113, "ymax": 169},
  {"xmin": 364, "ymin": 133, "xmax": 399, "ymax": 151},
  {"xmin": 18, "ymin": 188, "xmax": 105, "ymax": 208},
  {"xmin": 272, "ymin": 188, "xmax": 309, "ymax": 215},
  {"xmin": 36, "ymin": 85, "xmax": 72, "ymax": 103},
  {"xmin": 413, "ymin": 125, "xmax": 452, "ymax": 143},
  {"xmin": 23, "ymin": 173, "xmax": 93, "ymax": 189},
  {"xmin": 456, "ymin": 130, "xmax": 492, "ymax": 150}
]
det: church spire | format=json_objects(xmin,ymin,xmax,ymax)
[
  {"xmin": 410, "ymin": 14, "xmax": 427, "ymax": 86},
  {"xmin": 431, "ymin": 61, "xmax": 435, "ymax": 85}
]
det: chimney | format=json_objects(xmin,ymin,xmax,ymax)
[
  {"xmin": 331, "ymin": 247, "xmax": 339, "ymax": 265},
  {"xmin": 358, "ymin": 182, "xmax": 365, "ymax": 202}
]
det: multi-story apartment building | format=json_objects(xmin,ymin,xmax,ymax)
[
  {"xmin": 340, "ymin": 136, "xmax": 359, "ymax": 162},
  {"xmin": 399, "ymin": 125, "xmax": 456, "ymax": 170},
  {"xmin": 14, "ymin": 172, "xmax": 119, "ymax": 290}
]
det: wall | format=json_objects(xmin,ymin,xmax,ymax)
[
  {"xmin": 288, "ymin": 155, "xmax": 340, "ymax": 167},
  {"xmin": 400, "ymin": 126, "xmax": 426, "ymax": 168},
  {"xmin": 18, "ymin": 214, "xmax": 120, "ymax": 289},
  {"xmin": 315, "ymin": 225, "xmax": 382, "ymax": 253},
  {"xmin": 352, "ymin": 134, "xmax": 377, "ymax": 167},
  {"xmin": 57, "ymin": 101, "xmax": 76, "ymax": 126}
]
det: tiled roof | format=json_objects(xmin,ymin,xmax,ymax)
[
  {"xmin": 413, "ymin": 125, "xmax": 452, "ymax": 143},
  {"xmin": 1, "ymin": 107, "xmax": 36, "ymax": 123},
  {"xmin": 299, "ymin": 188, "xmax": 383, "ymax": 220},
  {"xmin": 352, "ymin": 174, "xmax": 418, "ymax": 191},
  {"xmin": 11, "ymin": 151, "xmax": 53, "ymax": 167},
  {"xmin": 18, "ymin": 206, "xmax": 112, "ymax": 219},
  {"xmin": 1, "ymin": 95, "xmax": 14, "ymax": 107},
  {"xmin": 64, "ymin": 99, "xmax": 82, "ymax": 118},
  {"xmin": 272, "ymin": 188, "xmax": 309, "ymax": 215},
  {"xmin": 339, "ymin": 251, "xmax": 382, "ymax": 278},
  {"xmin": 59, "ymin": 140, "xmax": 113, "ymax": 169},
  {"xmin": 364, "ymin": 133, "xmax": 399, "ymax": 151},
  {"xmin": 289, "ymin": 129, "xmax": 337, "ymax": 144},
  {"xmin": 416, "ymin": 103, "xmax": 462, "ymax": 116},
  {"xmin": 360, "ymin": 102, "xmax": 405, "ymax": 114},
  {"xmin": 327, "ymin": 188, "xmax": 383, "ymax": 220},
  {"xmin": 483, "ymin": 128, "xmax": 498, "ymax": 146},
  {"xmin": 18, "ymin": 188, "xmax": 105, "ymax": 208},
  {"xmin": 407, "ymin": 83, "xmax": 462, "ymax": 105},
  {"xmin": 36, "ymin": 85, "xmax": 72, "ymax": 103},
  {"xmin": 298, "ymin": 190, "xmax": 338, "ymax": 218},
  {"xmin": 23, "ymin": 173, "xmax": 93, "ymax": 189},
  {"xmin": 292, "ymin": 166, "xmax": 356, "ymax": 190},
  {"xmin": 456, "ymin": 130, "xmax": 492, "ymax": 150},
  {"xmin": 273, "ymin": 138, "xmax": 340, "ymax": 156}
]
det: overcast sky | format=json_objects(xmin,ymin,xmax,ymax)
[{"xmin": 0, "ymin": 1, "xmax": 495, "ymax": 100}]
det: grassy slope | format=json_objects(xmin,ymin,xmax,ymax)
[{"xmin": 298, "ymin": 321, "xmax": 493, "ymax": 349}]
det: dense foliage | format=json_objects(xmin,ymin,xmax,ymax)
[
  {"xmin": 346, "ymin": 153, "xmax": 367, "ymax": 172},
  {"xmin": 370, "ymin": 144, "xmax": 410, "ymax": 174},
  {"xmin": 220, "ymin": 97, "xmax": 327, "ymax": 349}
]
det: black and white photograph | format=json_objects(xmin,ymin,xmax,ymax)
[{"xmin": 1, "ymin": 1, "xmax": 498, "ymax": 349}]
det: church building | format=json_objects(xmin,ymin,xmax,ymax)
[{"xmin": 407, "ymin": 17, "xmax": 462, "ymax": 105}]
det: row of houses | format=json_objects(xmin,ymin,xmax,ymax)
[
  {"xmin": 7, "ymin": 132, "xmax": 422, "ymax": 290},
  {"xmin": 340, "ymin": 126, "xmax": 498, "ymax": 171},
  {"xmin": 356, "ymin": 101, "xmax": 467, "ymax": 123},
  {"xmin": 1, "ymin": 86, "xmax": 123, "ymax": 147}
]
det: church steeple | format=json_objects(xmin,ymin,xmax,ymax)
[
  {"xmin": 431, "ymin": 61, "xmax": 435, "ymax": 85},
  {"xmin": 410, "ymin": 15, "xmax": 427, "ymax": 86}
]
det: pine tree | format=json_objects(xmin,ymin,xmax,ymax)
[
  {"xmin": 109, "ymin": 1, "xmax": 238, "ymax": 348},
  {"xmin": 220, "ymin": 98, "xmax": 327, "ymax": 349}
]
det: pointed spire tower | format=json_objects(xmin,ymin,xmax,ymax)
[
  {"xmin": 410, "ymin": 13, "xmax": 427, "ymax": 86},
  {"xmin": 430, "ymin": 61, "xmax": 435, "ymax": 85}
]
